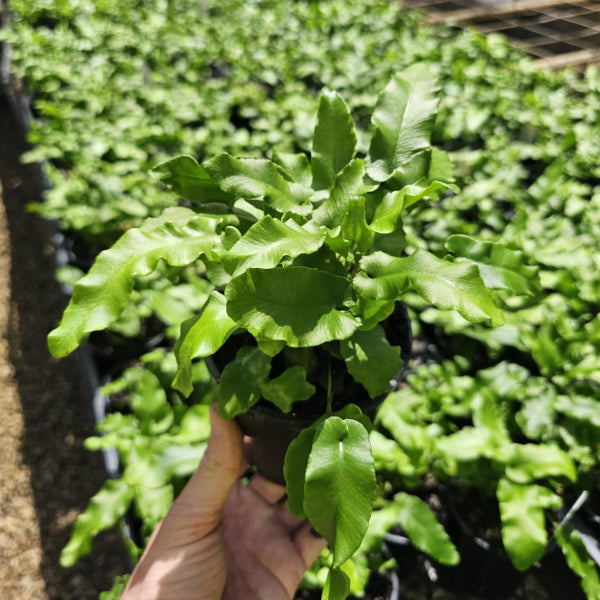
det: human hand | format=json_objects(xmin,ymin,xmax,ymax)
[{"xmin": 122, "ymin": 404, "xmax": 327, "ymax": 600}]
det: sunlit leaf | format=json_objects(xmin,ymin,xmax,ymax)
[
  {"xmin": 173, "ymin": 292, "xmax": 237, "ymax": 397},
  {"xmin": 226, "ymin": 267, "xmax": 361, "ymax": 346},
  {"xmin": 445, "ymin": 235, "xmax": 542, "ymax": 296},
  {"xmin": 340, "ymin": 326, "xmax": 401, "ymax": 397},
  {"xmin": 311, "ymin": 89, "xmax": 357, "ymax": 191},
  {"xmin": 48, "ymin": 208, "xmax": 222, "ymax": 357},
  {"xmin": 322, "ymin": 567, "xmax": 351, "ymax": 600},
  {"xmin": 151, "ymin": 155, "xmax": 233, "ymax": 205},
  {"xmin": 497, "ymin": 478, "xmax": 562, "ymax": 570},
  {"xmin": 223, "ymin": 215, "xmax": 326, "ymax": 276},
  {"xmin": 392, "ymin": 492, "xmax": 460, "ymax": 565},
  {"xmin": 60, "ymin": 480, "xmax": 134, "ymax": 567},
  {"xmin": 304, "ymin": 417, "xmax": 376, "ymax": 566},
  {"xmin": 354, "ymin": 249, "xmax": 504, "ymax": 326},
  {"xmin": 366, "ymin": 63, "xmax": 439, "ymax": 182}
]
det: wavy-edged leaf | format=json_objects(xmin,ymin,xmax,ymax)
[
  {"xmin": 340, "ymin": 326, "xmax": 401, "ymax": 397},
  {"xmin": 272, "ymin": 151, "xmax": 312, "ymax": 186},
  {"xmin": 313, "ymin": 159, "xmax": 366, "ymax": 228},
  {"xmin": 555, "ymin": 525, "xmax": 600, "ymax": 600},
  {"xmin": 505, "ymin": 443, "xmax": 576, "ymax": 484},
  {"xmin": 204, "ymin": 153, "xmax": 311, "ymax": 215},
  {"xmin": 173, "ymin": 292, "xmax": 237, "ymax": 397},
  {"xmin": 311, "ymin": 88, "xmax": 357, "ymax": 191},
  {"xmin": 223, "ymin": 215, "xmax": 326, "ymax": 276},
  {"xmin": 218, "ymin": 346, "xmax": 271, "ymax": 418},
  {"xmin": 445, "ymin": 235, "xmax": 542, "ymax": 296},
  {"xmin": 354, "ymin": 249, "xmax": 504, "ymax": 326},
  {"xmin": 304, "ymin": 417, "xmax": 376, "ymax": 567},
  {"xmin": 497, "ymin": 478, "xmax": 562, "ymax": 570},
  {"xmin": 60, "ymin": 479, "xmax": 134, "ymax": 567},
  {"xmin": 260, "ymin": 366, "xmax": 315, "ymax": 413},
  {"xmin": 366, "ymin": 64, "xmax": 440, "ymax": 182},
  {"xmin": 151, "ymin": 154, "xmax": 233, "ymax": 205},
  {"xmin": 48, "ymin": 208, "xmax": 221, "ymax": 357},
  {"xmin": 392, "ymin": 492, "xmax": 460, "ymax": 565},
  {"xmin": 225, "ymin": 267, "xmax": 361, "ymax": 346}
]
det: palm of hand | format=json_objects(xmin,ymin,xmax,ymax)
[{"xmin": 222, "ymin": 479, "xmax": 317, "ymax": 600}]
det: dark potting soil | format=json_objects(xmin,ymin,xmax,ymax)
[{"xmin": 0, "ymin": 94, "xmax": 129, "ymax": 599}]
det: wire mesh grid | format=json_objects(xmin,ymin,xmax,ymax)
[{"xmin": 403, "ymin": 0, "xmax": 600, "ymax": 71}]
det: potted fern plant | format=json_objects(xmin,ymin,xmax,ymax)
[{"xmin": 48, "ymin": 63, "xmax": 504, "ymax": 597}]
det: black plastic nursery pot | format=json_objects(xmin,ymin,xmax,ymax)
[{"xmin": 209, "ymin": 302, "xmax": 413, "ymax": 485}]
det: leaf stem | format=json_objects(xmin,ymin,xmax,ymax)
[{"xmin": 326, "ymin": 356, "xmax": 333, "ymax": 415}]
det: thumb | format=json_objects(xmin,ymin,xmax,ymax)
[{"xmin": 174, "ymin": 404, "xmax": 247, "ymax": 527}]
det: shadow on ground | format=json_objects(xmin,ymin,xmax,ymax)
[{"xmin": 0, "ymin": 96, "xmax": 129, "ymax": 598}]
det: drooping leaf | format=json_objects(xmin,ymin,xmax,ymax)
[
  {"xmin": 340, "ymin": 326, "xmax": 401, "ymax": 397},
  {"xmin": 48, "ymin": 208, "xmax": 222, "ymax": 357},
  {"xmin": 311, "ymin": 89, "xmax": 357, "ymax": 191},
  {"xmin": 555, "ymin": 525, "xmax": 600, "ymax": 600},
  {"xmin": 366, "ymin": 64, "xmax": 439, "ymax": 182},
  {"xmin": 204, "ymin": 154, "xmax": 310, "ymax": 215},
  {"xmin": 392, "ymin": 492, "xmax": 460, "ymax": 565},
  {"xmin": 260, "ymin": 366, "xmax": 316, "ymax": 413},
  {"xmin": 60, "ymin": 479, "xmax": 134, "ymax": 567},
  {"xmin": 218, "ymin": 346, "xmax": 271, "ymax": 418},
  {"xmin": 223, "ymin": 215, "xmax": 326, "ymax": 276},
  {"xmin": 151, "ymin": 154, "xmax": 233, "ymax": 205},
  {"xmin": 497, "ymin": 478, "xmax": 562, "ymax": 571},
  {"xmin": 505, "ymin": 443, "xmax": 576, "ymax": 484},
  {"xmin": 284, "ymin": 426, "xmax": 318, "ymax": 519},
  {"xmin": 354, "ymin": 249, "xmax": 504, "ymax": 326},
  {"xmin": 322, "ymin": 567, "xmax": 351, "ymax": 600},
  {"xmin": 303, "ymin": 417, "xmax": 376, "ymax": 567},
  {"xmin": 313, "ymin": 159, "xmax": 366, "ymax": 228},
  {"xmin": 225, "ymin": 267, "xmax": 361, "ymax": 347},
  {"xmin": 173, "ymin": 292, "xmax": 238, "ymax": 397},
  {"xmin": 445, "ymin": 235, "xmax": 542, "ymax": 296}
]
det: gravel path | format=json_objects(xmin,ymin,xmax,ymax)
[{"xmin": 0, "ymin": 96, "xmax": 128, "ymax": 599}]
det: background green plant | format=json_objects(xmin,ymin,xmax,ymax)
[{"xmin": 3, "ymin": 0, "xmax": 600, "ymax": 597}]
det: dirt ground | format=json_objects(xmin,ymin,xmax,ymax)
[{"xmin": 0, "ymin": 95, "xmax": 128, "ymax": 599}]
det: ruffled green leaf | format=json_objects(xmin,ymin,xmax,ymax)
[
  {"xmin": 272, "ymin": 151, "xmax": 312, "ymax": 186},
  {"xmin": 48, "ymin": 208, "xmax": 222, "ymax": 357},
  {"xmin": 445, "ymin": 235, "xmax": 542, "ymax": 296},
  {"xmin": 60, "ymin": 480, "xmax": 134, "ymax": 567},
  {"xmin": 218, "ymin": 346, "xmax": 271, "ymax": 418},
  {"xmin": 555, "ymin": 525, "xmax": 600, "ymax": 600},
  {"xmin": 151, "ymin": 154, "xmax": 233, "ymax": 205},
  {"xmin": 392, "ymin": 492, "xmax": 460, "ymax": 565},
  {"xmin": 497, "ymin": 478, "xmax": 562, "ymax": 571},
  {"xmin": 311, "ymin": 88, "xmax": 357, "ymax": 191},
  {"xmin": 260, "ymin": 366, "xmax": 315, "ymax": 413},
  {"xmin": 304, "ymin": 417, "xmax": 376, "ymax": 567},
  {"xmin": 225, "ymin": 267, "xmax": 361, "ymax": 346},
  {"xmin": 340, "ymin": 326, "xmax": 401, "ymax": 397},
  {"xmin": 505, "ymin": 443, "xmax": 576, "ymax": 484},
  {"xmin": 173, "ymin": 292, "xmax": 237, "ymax": 397},
  {"xmin": 354, "ymin": 249, "xmax": 504, "ymax": 326},
  {"xmin": 223, "ymin": 215, "xmax": 326, "ymax": 276},
  {"xmin": 366, "ymin": 63, "xmax": 439, "ymax": 182},
  {"xmin": 313, "ymin": 159, "xmax": 365, "ymax": 228},
  {"xmin": 205, "ymin": 154, "xmax": 311, "ymax": 215}
]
